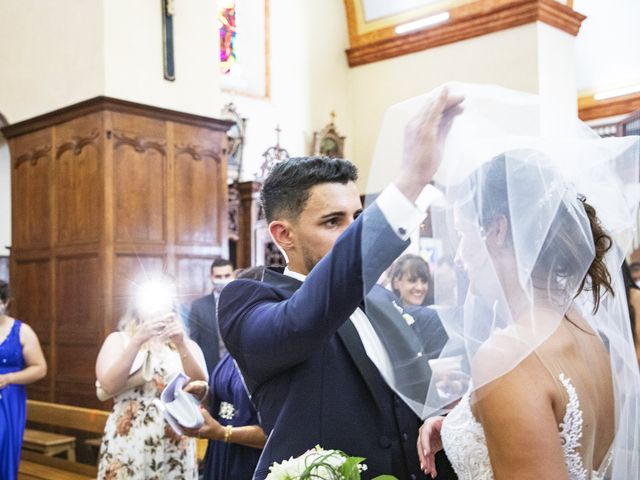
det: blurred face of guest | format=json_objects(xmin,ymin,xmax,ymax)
[
  {"xmin": 211, "ymin": 265, "xmax": 234, "ymax": 293},
  {"xmin": 270, "ymin": 182, "xmax": 363, "ymax": 275},
  {"xmin": 393, "ymin": 273, "xmax": 428, "ymax": 306}
]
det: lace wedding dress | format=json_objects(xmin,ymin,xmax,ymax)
[{"xmin": 441, "ymin": 373, "xmax": 612, "ymax": 480}]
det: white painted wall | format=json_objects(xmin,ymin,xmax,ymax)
[
  {"xmin": 574, "ymin": 0, "xmax": 640, "ymax": 93},
  {"xmin": 224, "ymin": 0, "xmax": 351, "ymax": 181},
  {"xmin": 0, "ymin": 0, "xmax": 585, "ymax": 239},
  {"xmin": 0, "ymin": 0, "xmax": 222, "ymax": 123},
  {"xmin": 103, "ymin": 0, "xmax": 222, "ymax": 117},
  {"xmin": 348, "ymin": 23, "xmax": 543, "ymax": 189},
  {"xmin": 0, "ymin": 0, "xmax": 105, "ymax": 123},
  {"xmin": 536, "ymin": 22, "xmax": 578, "ymax": 132}
]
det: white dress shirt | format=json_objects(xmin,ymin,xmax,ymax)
[{"xmin": 282, "ymin": 183, "xmax": 436, "ymax": 383}]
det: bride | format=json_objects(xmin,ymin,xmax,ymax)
[{"xmin": 367, "ymin": 84, "xmax": 640, "ymax": 479}]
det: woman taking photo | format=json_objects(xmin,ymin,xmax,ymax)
[
  {"xmin": 0, "ymin": 280, "xmax": 47, "ymax": 480},
  {"xmin": 96, "ymin": 277, "xmax": 208, "ymax": 480}
]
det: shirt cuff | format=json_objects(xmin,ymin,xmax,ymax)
[{"xmin": 376, "ymin": 184, "xmax": 438, "ymax": 241}]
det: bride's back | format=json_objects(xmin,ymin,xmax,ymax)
[{"xmin": 534, "ymin": 312, "xmax": 615, "ymax": 473}]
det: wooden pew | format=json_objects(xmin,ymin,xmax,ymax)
[{"xmin": 19, "ymin": 400, "xmax": 109, "ymax": 480}]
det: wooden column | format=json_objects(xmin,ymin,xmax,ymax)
[
  {"xmin": 228, "ymin": 181, "xmax": 262, "ymax": 269},
  {"xmin": 2, "ymin": 97, "xmax": 232, "ymax": 408}
]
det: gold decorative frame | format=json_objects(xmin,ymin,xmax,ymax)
[
  {"xmin": 578, "ymin": 92, "xmax": 640, "ymax": 122},
  {"xmin": 311, "ymin": 113, "xmax": 346, "ymax": 158},
  {"xmin": 344, "ymin": 0, "xmax": 585, "ymax": 67}
]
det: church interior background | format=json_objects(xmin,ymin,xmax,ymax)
[{"xmin": 0, "ymin": 0, "xmax": 639, "ymax": 474}]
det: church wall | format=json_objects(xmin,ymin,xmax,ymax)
[
  {"xmin": 0, "ymin": 138, "xmax": 9, "ymax": 256},
  {"xmin": 0, "ymin": 0, "xmax": 105, "ymax": 123},
  {"xmin": 536, "ymin": 22, "xmax": 578, "ymax": 132},
  {"xmin": 348, "ymin": 23, "xmax": 542, "ymax": 192},
  {"xmin": 102, "ymin": 0, "xmax": 222, "ymax": 118},
  {"xmin": 574, "ymin": 0, "xmax": 640, "ymax": 94},
  {"xmin": 221, "ymin": 0, "xmax": 352, "ymax": 181}
]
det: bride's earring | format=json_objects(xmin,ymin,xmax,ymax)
[{"xmin": 0, "ymin": 301, "xmax": 6, "ymax": 317}]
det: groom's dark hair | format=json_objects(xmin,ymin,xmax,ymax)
[{"xmin": 261, "ymin": 156, "xmax": 358, "ymax": 223}]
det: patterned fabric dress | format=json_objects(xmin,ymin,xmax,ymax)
[
  {"xmin": 97, "ymin": 340, "xmax": 198, "ymax": 480},
  {"xmin": 0, "ymin": 320, "xmax": 26, "ymax": 480}
]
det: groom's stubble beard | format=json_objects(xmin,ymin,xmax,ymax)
[{"xmin": 301, "ymin": 244, "xmax": 323, "ymax": 274}]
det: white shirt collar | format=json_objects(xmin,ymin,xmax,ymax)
[{"xmin": 283, "ymin": 267, "xmax": 307, "ymax": 283}]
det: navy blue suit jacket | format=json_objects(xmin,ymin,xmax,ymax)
[
  {"xmin": 219, "ymin": 204, "xmax": 456, "ymax": 480},
  {"xmin": 188, "ymin": 293, "xmax": 221, "ymax": 375}
]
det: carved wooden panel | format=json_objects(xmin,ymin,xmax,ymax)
[
  {"xmin": 2, "ymin": 97, "xmax": 232, "ymax": 410},
  {"xmin": 56, "ymin": 255, "xmax": 101, "ymax": 344},
  {"xmin": 13, "ymin": 259, "xmax": 52, "ymax": 401},
  {"xmin": 56, "ymin": 380, "xmax": 102, "ymax": 408},
  {"xmin": 56, "ymin": 115, "xmax": 102, "ymax": 245},
  {"xmin": 11, "ymin": 130, "xmax": 52, "ymax": 249},
  {"xmin": 12, "ymin": 258, "xmax": 52, "ymax": 344},
  {"xmin": 173, "ymin": 123, "xmax": 225, "ymax": 247},
  {"xmin": 27, "ymin": 343, "xmax": 51, "ymax": 402},
  {"xmin": 112, "ymin": 113, "xmax": 166, "ymax": 244},
  {"xmin": 55, "ymin": 344, "xmax": 101, "ymax": 408},
  {"xmin": 177, "ymin": 256, "xmax": 211, "ymax": 304}
]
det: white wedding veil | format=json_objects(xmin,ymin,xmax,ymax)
[{"xmin": 363, "ymin": 83, "xmax": 640, "ymax": 478}]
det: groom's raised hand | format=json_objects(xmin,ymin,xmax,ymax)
[{"xmin": 395, "ymin": 88, "xmax": 464, "ymax": 203}]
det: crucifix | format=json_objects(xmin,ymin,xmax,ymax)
[
  {"xmin": 162, "ymin": 0, "xmax": 176, "ymax": 81},
  {"xmin": 258, "ymin": 125, "xmax": 290, "ymax": 180}
]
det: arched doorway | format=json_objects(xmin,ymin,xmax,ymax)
[{"xmin": 0, "ymin": 111, "xmax": 10, "ymax": 281}]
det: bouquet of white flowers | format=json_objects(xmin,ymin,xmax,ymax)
[{"xmin": 265, "ymin": 446, "xmax": 397, "ymax": 480}]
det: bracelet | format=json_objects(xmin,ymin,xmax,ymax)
[{"xmin": 223, "ymin": 425, "xmax": 233, "ymax": 443}]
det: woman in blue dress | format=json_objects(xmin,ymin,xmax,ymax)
[
  {"xmin": 184, "ymin": 352, "xmax": 266, "ymax": 479},
  {"xmin": 0, "ymin": 280, "xmax": 47, "ymax": 479}
]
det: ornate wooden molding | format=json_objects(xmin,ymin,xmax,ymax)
[
  {"xmin": 174, "ymin": 143, "xmax": 221, "ymax": 162},
  {"xmin": 14, "ymin": 144, "xmax": 51, "ymax": 168},
  {"xmin": 345, "ymin": 0, "xmax": 585, "ymax": 67},
  {"xmin": 578, "ymin": 92, "xmax": 640, "ymax": 122},
  {"xmin": 111, "ymin": 130, "xmax": 166, "ymax": 156},
  {"xmin": 56, "ymin": 130, "xmax": 100, "ymax": 159},
  {"xmin": 1, "ymin": 96, "xmax": 234, "ymax": 139}
]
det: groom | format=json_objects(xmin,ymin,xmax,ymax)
[{"xmin": 218, "ymin": 91, "xmax": 460, "ymax": 480}]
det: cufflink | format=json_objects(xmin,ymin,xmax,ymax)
[{"xmin": 398, "ymin": 227, "xmax": 407, "ymax": 236}]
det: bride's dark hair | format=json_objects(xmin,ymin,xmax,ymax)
[{"xmin": 473, "ymin": 152, "xmax": 613, "ymax": 312}]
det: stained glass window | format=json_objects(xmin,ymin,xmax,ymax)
[
  {"xmin": 218, "ymin": 0, "xmax": 269, "ymax": 97},
  {"xmin": 218, "ymin": 0, "xmax": 237, "ymax": 75}
]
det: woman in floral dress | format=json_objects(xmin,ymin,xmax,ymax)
[{"xmin": 95, "ymin": 286, "xmax": 208, "ymax": 480}]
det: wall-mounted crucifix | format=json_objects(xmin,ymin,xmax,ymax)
[{"xmin": 162, "ymin": 0, "xmax": 176, "ymax": 81}]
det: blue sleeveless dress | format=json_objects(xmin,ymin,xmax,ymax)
[
  {"xmin": 203, "ymin": 353, "xmax": 262, "ymax": 480},
  {"xmin": 0, "ymin": 320, "xmax": 26, "ymax": 480}
]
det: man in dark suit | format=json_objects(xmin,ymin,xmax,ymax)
[
  {"xmin": 188, "ymin": 258, "xmax": 234, "ymax": 375},
  {"xmin": 219, "ymin": 91, "xmax": 461, "ymax": 480}
]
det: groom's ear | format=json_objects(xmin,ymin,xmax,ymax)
[{"xmin": 269, "ymin": 220, "xmax": 295, "ymax": 253}]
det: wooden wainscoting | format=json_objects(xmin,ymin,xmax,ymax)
[{"xmin": 2, "ymin": 97, "xmax": 233, "ymax": 409}]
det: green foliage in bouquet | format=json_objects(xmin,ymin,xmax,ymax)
[{"xmin": 265, "ymin": 446, "xmax": 398, "ymax": 480}]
